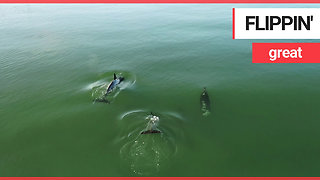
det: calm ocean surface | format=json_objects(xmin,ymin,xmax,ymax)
[{"xmin": 1, "ymin": 4, "xmax": 320, "ymax": 176}]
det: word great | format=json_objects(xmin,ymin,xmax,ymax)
[
  {"xmin": 246, "ymin": 16, "xmax": 314, "ymax": 30},
  {"xmin": 269, "ymin": 47, "xmax": 303, "ymax": 61}
]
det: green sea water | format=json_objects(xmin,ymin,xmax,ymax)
[{"xmin": 1, "ymin": 4, "xmax": 320, "ymax": 177}]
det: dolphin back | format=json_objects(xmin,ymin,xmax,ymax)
[
  {"xmin": 200, "ymin": 88, "xmax": 211, "ymax": 116},
  {"xmin": 106, "ymin": 80, "xmax": 117, "ymax": 94}
]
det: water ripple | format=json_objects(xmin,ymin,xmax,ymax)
[{"xmin": 117, "ymin": 110, "xmax": 185, "ymax": 176}]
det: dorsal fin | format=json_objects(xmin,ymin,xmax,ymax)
[{"xmin": 113, "ymin": 73, "xmax": 117, "ymax": 80}]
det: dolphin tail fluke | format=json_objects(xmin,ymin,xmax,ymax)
[
  {"xmin": 113, "ymin": 73, "xmax": 117, "ymax": 80},
  {"xmin": 141, "ymin": 129, "xmax": 161, "ymax": 135}
]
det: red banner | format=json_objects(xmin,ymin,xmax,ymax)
[{"xmin": 252, "ymin": 43, "xmax": 320, "ymax": 63}]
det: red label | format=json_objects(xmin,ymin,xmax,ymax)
[{"xmin": 252, "ymin": 43, "xmax": 320, "ymax": 63}]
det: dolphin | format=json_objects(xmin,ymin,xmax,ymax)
[
  {"xmin": 141, "ymin": 113, "xmax": 161, "ymax": 134},
  {"xmin": 200, "ymin": 87, "xmax": 211, "ymax": 116},
  {"xmin": 106, "ymin": 73, "xmax": 124, "ymax": 95},
  {"xmin": 94, "ymin": 73, "xmax": 124, "ymax": 103}
]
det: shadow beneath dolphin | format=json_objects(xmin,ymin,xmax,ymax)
[{"xmin": 93, "ymin": 98, "xmax": 110, "ymax": 104}]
